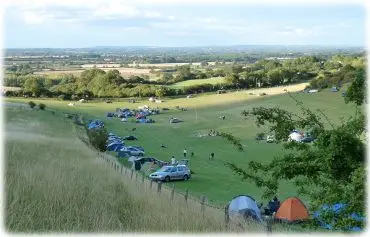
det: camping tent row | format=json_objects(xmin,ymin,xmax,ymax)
[
  {"xmin": 226, "ymin": 195, "xmax": 364, "ymax": 231},
  {"xmin": 106, "ymin": 132, "xmax": 145, "ymax": 158},
  {"xmin": 106, "ymin": 106, "xmax": 159, "ymax": 123},
  {"xmin": 226, "ymin": 196, "xmax": 309, "ymax": 223}
]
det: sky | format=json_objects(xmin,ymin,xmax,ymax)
[{"xmin": 1, "ymin": 0, "xmax": 367, "ymax": 48}]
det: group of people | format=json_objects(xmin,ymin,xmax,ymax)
[
  {"xmin": 169, "ymin": 148, "xmax": 215, "ymax": 165},
  {"xmin": 259, "ymin": 196, "xmax": 281, "ymax": 216}
]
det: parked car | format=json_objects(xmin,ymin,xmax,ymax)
[
  {"xmin": 169, "ymin": 118, "xmax": 183, "ymax": 123},
  {"xmin": 122, "ymin": 135, "xmax": 137, "ymax": 140},
  {"xmin": 149, "ymin": 165, "xmax": 191, "ymax": 182},
  {"xmin": 120, "ymin": 146, "xmax": 145, "ymax": 156}
]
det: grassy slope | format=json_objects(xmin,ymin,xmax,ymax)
[
  {"xmin": 6, "ymin": 106, "xmax": 275, "ymax": 232},
  {"xmin": 5, "ymin": 88, "xmax": 356, "ymax": 207},
  {"xmin": 168, "ymin": 77, "xmax": 226, "ymax": 89}
]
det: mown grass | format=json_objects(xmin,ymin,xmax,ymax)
[
  {"xmin": 5, "ymin": 107, "xmax": 275, "ymax": 232},
  {"xmin": 5, "ymin": 85, "xmax": 358, "ymax": 207},
  {"xmin": 168, "ymin": 77, "xmax": 226, "ymax": 89}
]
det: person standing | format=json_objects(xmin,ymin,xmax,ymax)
[
  {"xmin": 171, "ymin": 156, "xmax": 176, "ymax": 165},
  {"xmin": 210, "ymin": 152, "xmax": 215, "ymax": 160},
  {"xmin": 183, "ymin": 148, "xmax": 187, "ymax": 158}
]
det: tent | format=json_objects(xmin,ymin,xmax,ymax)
[
  {"xmin": 107, "ymin": 143, "xmax": 124, "ymax": 151},
  {"xmin": 313, "ymin": 203, "xmax": 364, "ymax": 231},
  {"xmin": 274, "ymin": 197, "xmax": 309, "ymax": 222},
  {"xmin": 289, "ymin": 131, "xmax": 304, "ymax": 142},
  {"xmin": 227, "ymin": 195, "xmax": 263, "ymax": 222}
]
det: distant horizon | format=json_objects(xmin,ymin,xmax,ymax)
[{"xmin": 5, "ymin": 44, "xmax": 366, "ymax": 50}]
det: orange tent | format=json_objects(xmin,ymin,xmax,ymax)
[{"xmin": 274, "ymin": 197, "xmax": 309, "ymax": 222}]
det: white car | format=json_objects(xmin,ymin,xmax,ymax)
[{"xmin": 266, "ymin": 135, "xmax": 275, "ymax": 143}]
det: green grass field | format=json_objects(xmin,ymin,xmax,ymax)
[
  {"xmin": 6, "ymin": 85, "xmax": 357, "ymax": 209},
  {"xmin": 7, "ymin": 106, "xmax": 278, "ymax": 232},
  {"xmin": 168, "ymin": 77, "xmax": 226, "ymax": 89}
]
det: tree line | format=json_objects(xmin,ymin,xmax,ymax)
[{"xmin": 4, "ymin": 54, "xmax": 365, "ymax": 99}]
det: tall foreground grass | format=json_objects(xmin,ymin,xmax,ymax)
[{"xmin": 4, "ymin": 107, "xmax": 267, "ymax": 232}]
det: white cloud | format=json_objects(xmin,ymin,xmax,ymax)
[{"xmin": 23, "ymin": 11, "xmax": 46, "ymax": 25}]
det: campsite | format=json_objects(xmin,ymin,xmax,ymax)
[{"xmin": 3, "ymin": 2, "xmax": 366, "ymax": 231}]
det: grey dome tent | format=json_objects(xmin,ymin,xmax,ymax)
[{"xmin": 226, "ymin": 195, "xmax": 263, "ymax": 222}]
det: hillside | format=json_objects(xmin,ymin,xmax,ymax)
[{"xmin": 5, "ymin": 105, "xmax": 269, "ymax": 232}]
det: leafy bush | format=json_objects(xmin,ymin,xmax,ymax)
[
  {"xmin": 39, "ymin": 103, "xmax": 46, "ymax": 110},
  {"xmin": 28, "ymin": 101, "xmax": 36, "ymax": 109},
  {"xmin": 86, "ymin": 127, "xmax": 108, "ymax": 152}
]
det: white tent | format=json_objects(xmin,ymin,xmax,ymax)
[
  {"xmin": 79, "ymin": 99, "xmax": 86, "ymax": 103},
  {"xmin": 289, "ymin": 131, "xmax": 304, "ymax": 142},
  {"xmin": 149, "ymin": 97, "xmax": 155, "ymax": 102},
  {"xmin": 308, "ymin": 89, "xmax": 318, "ymax": 93},
  {"xmin": 227, "ymin": 195, "xmax": 263, "ymax": 222}
]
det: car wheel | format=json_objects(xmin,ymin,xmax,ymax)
[
  {"xmin": 165, "ymin": 176, "xmax": 170, "ymax": 182},
  {"xmin": 183, "ymin": 175, "xmax": 189, "ymax": 181}
]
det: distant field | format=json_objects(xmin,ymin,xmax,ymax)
[
  {"xmin": 169, "ymin": 77, "xmax": 226, "ymax": 89},
  {"xmin": 33, "ymin": 70, "xmax": 84, "ymax": 77},
  {"xmin": 81, "ymin": 62, "xmax": 231, "ymax": 69},
  {"xmin": 34, "ymin": 67, "xmax": 154, "ymax": 78},
  {"xmin": 1, "ymin": 86, "xmax": 22, "ymax": 91}
]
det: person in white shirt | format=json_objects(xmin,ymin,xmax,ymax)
[
  {"xmin": 171, "ymin": 156, "xmax": 176, "ymax": 165},
  {"xmin": 183, "ymin": 149, "xmax": 187, "ymax": 158}
]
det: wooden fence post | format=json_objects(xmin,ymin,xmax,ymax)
[
  {"xmin": 157, "ymin": 181, "xmax": 162, "ymax": 193},
  {"xmin": 201, "ymin": 195, "xmax": 207, "ymax": 217},
  {"xmin": 185, "ymin": 189, "xmax": 189, "ymax": 203},
  {"xmin": 131, "ymin": 169, "xmax": 134, "ymax": 179},
  {"xmin": 150, "ymin": 180, "xmax": 153, "ymax": 188},
  {"xmin": 135, "ymin": 172, "xmax": 138, "ymax": 180},
  {"xmin": 120, "ymin": 165, "xmax": 123, "ymax": 173},
  {"xmin": 171, "ymin": 184, "xmax": 175, "ymax": 201},
  {"xmin": 224, "ymin": 205, "xmax": 230, "ymax": 229},
  {"xmin": 142, "ymin": 173, "xmax": 145, "ymax": 183}
]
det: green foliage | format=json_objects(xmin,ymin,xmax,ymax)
[
  {"xmin": 228, "ymin": 89, "xmax": 365, "ymax": 230},
  {"xmin": 345, "ymin": 69, "xmax": 365, "ymax": 106},
  {"xmin": 219, "ymin": 132, "xmax": 244, "ymax": 152},
  {"xmin": 28, "ymin": 101, "xmax": 36, "ymax": 109},
  {"xmin": 38, "ymin": 103, "xmax": 46, "ymax": 110},
  {"xmin": 23, "ymin": 76, "xmax": 46, "ymax": 97},
  {"xmin": 86, "ymin": 127, "xmax": 108, "ymax": 152}
]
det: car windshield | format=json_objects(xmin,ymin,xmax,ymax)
[{"xmin": 158, "ymin": 166, "xmax": 172, "ymax": 172}]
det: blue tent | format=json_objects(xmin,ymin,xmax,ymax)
[
  {"xmin": 117, "ymin": 150, "xmax": 130, "ymax": 158},
  {"xmin": 227, "ymin": 195, "xmax": 263, "ymax": 222},
  {"xmin": 313, "ymin": 203, "xmax": 364, "ymax": 231},
  {"xmin": 107, "ymin": 143, "xmax": 124, "ymax": 152}
]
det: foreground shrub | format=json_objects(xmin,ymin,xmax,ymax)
[
  {"xmin": 86, "ymin": 127, "xmax": 108, "ymax": 152},
  {"xmin": 39, "ymin": 103, "xmax": 46, "ymax": 110},
  {"xmin": 28, "ymin": 101, "xmax": 36, "ymax": 109}
]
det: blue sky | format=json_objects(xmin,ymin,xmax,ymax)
[{"xmin": 3, "ymin": 0, "xmax": 366, "ymax": 48}]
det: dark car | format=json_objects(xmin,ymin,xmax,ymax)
[{"xmin": 122, "ymin": 135, "xmax": 137, "ymax": 140}]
